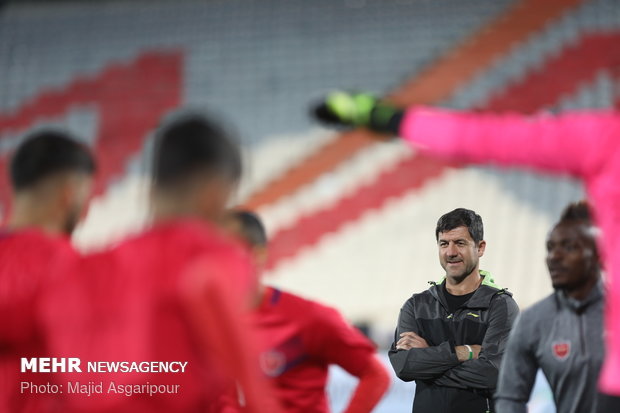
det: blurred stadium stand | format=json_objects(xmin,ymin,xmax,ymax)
[{"xmin": 1, "ymin": 0, "xmax": 619, "ymax": 411}]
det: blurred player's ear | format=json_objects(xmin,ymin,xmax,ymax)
[
  {"xmin": 193, "ymin": 174, "xmax": 237, "ymax": 222},
  {"xmin": 48, "ymin": 172, "xmax": 94, "ymax": 235},
  {"xmin": 477, "ymin": 240, "xmax": 486, "ymax": 257},
  {"xmin": 252, "ymin": 245, "xmax": 268, "ymax": 269}
]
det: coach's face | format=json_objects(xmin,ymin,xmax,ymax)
[{"xmin": 438, "ymin": 226, "xmax": 485, "ymax": 282}]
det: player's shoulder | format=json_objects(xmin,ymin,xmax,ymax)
[
  {"xmin": 116, "ymin": 220, "xmax": 252, "ymax": 286},
  {"xmin": 270, "ymin": 288, "xmax": 324, "ymax": 309},
  {"xmin": 137, "ymin": 218, "xmax": 220, "ymax": 244},
  {"xmin": 271, "ymin": 288, "xmax": 345, "ymax": 323},
  {"xmin": 0, "ymin": 227, "xmax": 67, "ymax": 246},
  {"xmin": 518, "ymin": 293, "xmax": 557, "ymax": 324},
  {"xmin": 171, "ymin": 219, "xmax": 246, "ymax": 253},
  {"xmin": 0, "ymin": 228, "xmax": 76, "ymax": 259},
  {"xmin": 0, "ymin": 229, "xmax": 78, "ymax": 291},
  {"xmin": 117, "ymin": 218, "xmax": 245, "ymax": 257}
]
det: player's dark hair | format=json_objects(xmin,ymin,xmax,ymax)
[
  {"xmin": 435, "ymin": 208, "xmax": 484, "ymax": 244},
  {"xmin": 558, "ymin": 200, "xmax": 592, "ymax": 225},
  {"xmin": 230, "ymin": 210, "xmax": 267, "ymax": 247},
  {"xmin": 10, "ymin": 130, "xmax": 96, "ymax": 191},
  {"xmin": 153, "ymin": 114, "xmax": 242, "ymax": 189}
]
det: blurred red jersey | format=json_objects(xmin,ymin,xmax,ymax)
[
  {"xmin": 250, "ymin": 287, "xmax": 376, "ymax": 413},
  {"xmin": 0, "ymin": 229, "xmax": 77, "ymax": 413},
  {"xmin": 42, "ymin": 219, "xmax": 256, "ymax": 413}
]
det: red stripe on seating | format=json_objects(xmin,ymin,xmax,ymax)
[
  {"xmin": 484, "ymin": 32, "xmax": 620, "ymax": 113},
  {"xmin": 266, "ymin": 153, "xmax": 458, "ymax": 269}
]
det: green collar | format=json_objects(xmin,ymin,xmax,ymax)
[
  {"xmin": 429, "ymin": 270, "xmax": 510, "ymax": 309},
  {"xmin": 431, "ymin": 270, "xmax": 502, "ymax": 290}
]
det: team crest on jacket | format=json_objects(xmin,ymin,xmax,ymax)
[
  {"xmin": 552, "ymin": 341, "xmax": 571, "ymax": 361},
  {"xmin": 260, "ymin": 350, "xmax": 286, "ymax": 377}
]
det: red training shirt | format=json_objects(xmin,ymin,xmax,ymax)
[
  {"xmin": 0, "ymin": 229, "xmax": 77, "ymax": 413},
  {"xmin": 41, "ymin": 219, "xmax": 258, "ymax": 413},
  {"xmin": 249, "ymin": 286, "xmax": 377, "ymax": 413}
]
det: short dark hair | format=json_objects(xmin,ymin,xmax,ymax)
[
  {"xmin": 10, "ymin": 130, "xmax": 96, "ymax": 191},
  {"xmin": 152, "ymin": 113, "xmax": 242, "ymax": 189},
  {"xmin": 435, "ymin": 208, "xmax": 484, "ymax": 243},
  {"xmin": 558, "ymin": 200, "xmax": 592, "ymax": 225},
  {"xmin": 229, "ymin": 210, "xmax": 267, "ymax": 247}
]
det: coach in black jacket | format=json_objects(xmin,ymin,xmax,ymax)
[{"xmin": 389, "ymin": 208, "xmax": 519, "ymax": 413}]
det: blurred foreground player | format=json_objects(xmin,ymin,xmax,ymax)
[
  {"xmin": 389, "ymin": 208, "xmax": 518, "ymax": 413},
  {"xmin": 314, "ymin": 92, "xmax": 620, "ymax": 409},
  {"xmin": 496, "ymin": 201, "xmax": 603, "ymax": 413},
  {"xmin": 0, "ymin": 131, "xmax": 95, "ymax": 413},
  {"xmin": 224, "ymin": 210, "xmax": 390, "ymax": 413},
  {"xmin": 42, "ymin": 114, "xmax": 271, "ymax": 413}
]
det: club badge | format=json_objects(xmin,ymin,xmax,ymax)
[
  {"xmin": 260, "ymin": 350, "xmax": 286, "ymax": 377},
  {"xmin": 552, "ymin": 341, "xmax": 571, "ymax": 361}
]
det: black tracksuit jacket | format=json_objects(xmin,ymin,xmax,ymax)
[{"xmin": 388, "ymin": 272, "xmax": 519, "ymax": 413}]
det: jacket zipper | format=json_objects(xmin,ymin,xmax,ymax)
[{"xmin": 578, "ymin": 311, "xmax": 586, "ymax": 355}]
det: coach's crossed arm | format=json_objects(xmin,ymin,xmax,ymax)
[
  {"xmin": 432, "ymin": 294, "xmax": 519, "ymax": 391},
  {"xmin": 388, "ymin": 302, "xmax": 479, "ymax": 382},
  {"xmin": 396, "ymin": 331, "xmax": 482, "ymax": 362}
]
